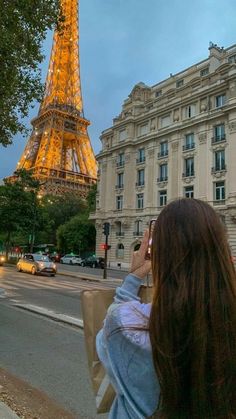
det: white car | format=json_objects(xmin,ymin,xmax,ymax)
[{"xmin": 60, "ymin": 254, "xmax": 82, "ymax": 265}]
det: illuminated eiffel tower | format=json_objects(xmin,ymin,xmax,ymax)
[{"xmin": 13, "ymin": 0, "xmax": 97, "ymax": 196}]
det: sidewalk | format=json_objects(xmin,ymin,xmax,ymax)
[
  {"xmin": 0, "ymin": 402, "xmax": 20, "ymax": 419},
  {"xmin": 0, "ymin": 368, "xmax": 76, "ymax": 419}
]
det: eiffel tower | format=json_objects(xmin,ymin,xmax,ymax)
[{"xmin": 12, "ymin": 0, "xmax": 97, "ymax": 196}]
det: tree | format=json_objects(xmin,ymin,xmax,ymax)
[
  {"xmin": 38, "ymin": 193, "xmax": 87, "ymax": 244},
  {"xmin": 0, "ymin": 169, "xmax": 41, "ymax": 258},
  {"xmin": 56, "ymin": 215, "xmax": 96, "ymax": 255},
  {"xmin": 0, "ymin": 0, "xmax": 61, "ymax": 146},
  {"xmin": 87, "ymin": 184, "xmax": 97, "ymax": 212}
]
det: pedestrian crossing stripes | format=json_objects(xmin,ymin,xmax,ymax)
[{"xmin": 0, "ymin": 270, "xmax": 117, "ymax": 296}]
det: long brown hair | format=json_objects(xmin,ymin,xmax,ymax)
[{"xmin": 149, "ymin": 199, "xmax": 236, "ymax": 419}]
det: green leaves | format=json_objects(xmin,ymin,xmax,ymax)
[
  {"xmin": 0, "ymin": 0, "xmax": 61, "ymax": 146},
  {"xmin": 0, "ymin": 168, "xmax": 97, "ymax": 255},
  {"xmin": 56, "ymin": 216, "xmax": 96, "ymax": 254}
]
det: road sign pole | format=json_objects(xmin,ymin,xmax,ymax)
[{"xmin": 103, "ymin": 234, "xmax": 108, "ymax": 279}]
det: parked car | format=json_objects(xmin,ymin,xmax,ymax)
[
  {"xmin": 0, "ymin": 255, "xmax": 5, "ymax": 266},
  {"xmin": 60, "ymin": 254, "xmax": 82, "ymax": 265},
  {"xmin": 17, "ymin": 254, "xmax": 57, "ymax": 276},
  {"xmin": 50, "ymin": 253, "xmax": 62, "ymax": 263},
  {"xmin": 81, "ymin": 256, "xmax": 105, "ymax": 269}
]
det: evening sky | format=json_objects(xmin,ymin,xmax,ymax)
[{"xmin": 0, "ymin": 0, "xmax": 235, "ymax": 179}]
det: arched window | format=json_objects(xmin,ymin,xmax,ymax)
[{"xmin": 116, "ymin": 243, "xmax": 124, "ymax": 258}]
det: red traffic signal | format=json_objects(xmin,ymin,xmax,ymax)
[{"xmin": 100, "ymin": 244, "xmax": 111, "ymax": 250}]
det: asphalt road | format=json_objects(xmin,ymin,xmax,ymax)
[
  {"xmin": 57, "ymin": 262, "xmax": 127, "ymax": 280},
  {"xmin": 0, "ymin": 266, "xmax": 116, "ymax": 418},
  {"xmin": 0, "ymin": 303, "xmax": 107, "ymax": 419},
  {"xmin": 0, "ymin": 265, "xmax": 118, "ymax": 318}
]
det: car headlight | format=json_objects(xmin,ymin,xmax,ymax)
[
  {"xmin": 38, "ymin": 262, "xmax": 44, "ymax": 268},
  {"xmin": 0, "ymin": 256, "xmax": 5, "ymax": 262},
  {"xmin": 52, "ymin": 263, "xmax": 56, "ymax": 269}
]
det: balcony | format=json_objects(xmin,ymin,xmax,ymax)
[
  {"xmin": 211, "ymin": 165, "xmax": 226, "ymax": 174},
  {"xmin": 115, "ymin": 184, "xmax": 124, "ymax": 189},
  {"xmin": 116, "ymin": 232, "xmax": 125, "ymax": 237},
  {"xmin": 136, "ymin": 157, "xmax": 146, "ymax": 165},
  {"xmin": 211, "ymin": 136, "xmax": 226, "ymax": 145},
  {"xmin": 135, "ymin": 182, "xmax": 145, "ymax": 187},
  {"xmin": 116, "ymin": 161, "xmax": 125, "ymax": 168},
  {"xmin": 133, "ymin": 231, "xmax": 143, "ymax": 237},
  {"xmin": 182, "ymin": 172, "xmax": 195, "ymax": 178},
  {"xmin": 158, "ymin": 150, "xmax": 168, "ymax": 159},
  {"xmin": 183, "ymin": 143, "xmax": 195, "ymax": 151},
  {"xmin": 157, "ymin": 176, "xmax": 168, "ymax": 182}
]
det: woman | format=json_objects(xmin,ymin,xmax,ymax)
[{"xmin": 96, "ymin": 199, "xmax": 236, "ymax": 418}]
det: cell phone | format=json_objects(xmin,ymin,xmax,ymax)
[{"xmin": 145, "ymin": 219, "xmax": 156, "ymax": 260}]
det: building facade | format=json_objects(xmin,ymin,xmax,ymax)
[{"xmin": 91, "ymin": 43, "xmax": 236, "ymax": 269}]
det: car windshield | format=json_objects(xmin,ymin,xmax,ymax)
[{"xmin": 34, "ymin": 255, "xmax": 50, "ymax": 262}]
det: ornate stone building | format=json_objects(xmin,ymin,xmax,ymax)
[{"xmin": 91, "ymin": 43, "xmax": 236, "ymax": 269}]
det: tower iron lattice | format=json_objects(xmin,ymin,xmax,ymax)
[{"xmin": 12, "ymin": 0, "xmax": 97, "ymax": 196}]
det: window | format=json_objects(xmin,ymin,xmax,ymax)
[
  {"xmin": 214, "ymin": 181, "xmax": 225, "ymax": 201},
  {"xmin": 185, "ymin": 104, "xmax": 196, "ymax": 118},
  {"xmin": 116, "ymin": 195, "xmax": 123, "ymax": 210},
  {"xmin": 137, "ymin": 148, "xmax": 145, "ymax": 163},
  {"xmin": 228, "ymin": 54, "xmax": 236, "ymax": 64},
  {"xmin": 213, "ymin": 124, "xmax": 225, "ymax": 142},
  {"xmin": 155, "ymin": 90, "xmax": 162, "ymax": 97},
  {"xmin": 159, "ymin": 164, "xmax": 168, "ymax": 181},
  {"xmin": 117, "ymin": 152, "xmax": 125, "ymax": 167},
  {"xmin": 137, "ymin": 169, "xmax": 145, "ymax": 186},
  {"xmin": 136, "ymin": 193, "xmax": 144, "ymax": 209},
  {"xmin": 116, "ymin": 243, "xmax": 124, "ymax": 258},
  {"xmin": 176, "ymin": 79, "xmax": 184, "ymax": 88},
  {"xmin": 184, "ymin": 186, "xmax": 194, "ymax": 198},
  {"xmin": 140, "ymin": 124, "xmax": 148, "ymax": 136},
  {"xmin": 119, "ymin": 129, "xmax": 127, "ymax": 141},
  {"xmin": 161, "ymin": 114, "xmax": 171, "ymax": 128},
  {"xmin": 214, "ymin": 150, "xmax": 225, "ymax": 171},
  {"xmin": 134, "ymin": 220, "xmax": 143, "ymax": 235},
  {"xmin": 116, "ymin": 221, "xmax": 122, "ymax": 236},
  {"xmin": 184, "ymin": 158, "xmax": 194, "ymax": 177},
  {"xmin": 216, "ymin": 94, "xmax": 226, "ymax": 108},
  {"xmin": 184, "ymin": 133, "xmax": 195, "ymax": 150},
  {"xmin": 117, "ymin": 172, "xmax": 124, "ymax": 188},
  {"xmin": 200, "ymin": 67, "xmax": 209, "ymax": 77},
  {"xmin": 158, "ymin": 141, "xmax": 168, "ymax": 157},
  {"xmin": 159, "ymin": 190, "xmax": 167, "ymax": 207}
]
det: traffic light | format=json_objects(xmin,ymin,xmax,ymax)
[
  {"xmin": 102, "ymin": 222, "xmax": 110, "ymax": 236},
  {"xmin": 101, "ymin": 244, "xmax": 111, "ymax": 250}
]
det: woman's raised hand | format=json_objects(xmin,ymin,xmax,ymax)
[{"xmin": 130, "ymin": 230, "xmax": 151, "ymax": 280}]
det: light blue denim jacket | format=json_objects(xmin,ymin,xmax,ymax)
[{"xmin": 96, "ymin": 274, "xmax": 160, "ymax": 419}]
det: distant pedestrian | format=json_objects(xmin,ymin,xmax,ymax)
[{"xmin": 96, "ymin": 198, "xmax": 236, "ymax": 418}]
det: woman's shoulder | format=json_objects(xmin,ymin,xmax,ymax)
[{"xmin": 104, "ymin": 300, "xmax": 151, "ymax": 337}]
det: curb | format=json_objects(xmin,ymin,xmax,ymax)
[
  {"xmin": 57, "ymin": 270, "xmax": 101, "ymax": 282},
  {"xmin": 13, "ymin": 303, "xmax": 84, "ymax": 329},
  {"xmin": 57, "ymin": 270, "xmax": 123, "ymax": 284}
]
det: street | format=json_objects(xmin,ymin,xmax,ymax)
[
  {"xmin": 57, "ymin": 263, "xmax": 127, "ymax": 281},
  {"xmin": 0, "ymin": 265, "xmax": 122, "ymax": 418}
]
